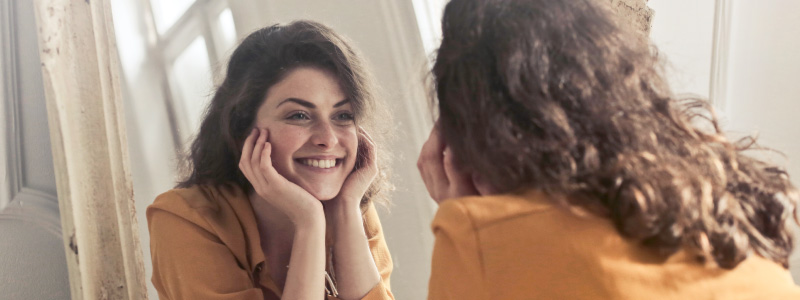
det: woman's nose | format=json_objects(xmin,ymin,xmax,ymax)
[{"xmin": 310, "ymin": 121, "xmax": 338, "ymax": 148}]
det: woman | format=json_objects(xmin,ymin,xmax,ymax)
[
  {"xmin": 147, "ymin": 21, "xmax": 394, "ymax": 300},
  {"xmin": 418, "ymin": 0, "xmax": 800, "ymax": 298}
]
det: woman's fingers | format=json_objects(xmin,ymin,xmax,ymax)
[
  {"xmin": 334, "ymin": 128, "xmax": 379, "ymax": 207},
  {"xmin": 417, "ymin": 121, "xmax": 480, "ymax": 202},
  {"xmin": 257, "ymin": 129, "xmax": 281, "ymax": 182},
  {"xmin": 239, "ymin": 128, "xmax": 259, "ymax": 178},
  {"xmin": 357, "ymin": 127, "xmax": 378, "ymax": 174},
  {"xmin": 259, "ymin": 141, "xmax": 279, "ymax": 178},
  {"xmin": 443, "ymin": 146, "xmax": 477, "ymax": 196},
  {"xmin": 250, "ymin": 128, "xmax": 267, "ymax": 168},
  {"xmin": 418, "ymin": 125, "xmax": 449, "ymax": 200},
  {"xmin": 247, "ymin": 129, "xmax": 272, "ymax": 189}
]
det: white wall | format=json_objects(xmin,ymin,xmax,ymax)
[
  {"xmin": 723, "ymin": 0, "xmax": 800, "ymax": 280},
  {"xmin": 648, "ymin": 0, "xmax": 716, "ymax": 98}
]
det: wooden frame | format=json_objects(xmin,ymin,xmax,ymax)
[
  {"xmin": 32, "ymin": 0, "xmax": 147, "ymax": 299},
  {"xmin": 1, "ymin": 0, "xmax": 15, "ymax": 209},
  {"xmin": 710, "ymin": 0, "xmax": 733, "ymax": 113}
]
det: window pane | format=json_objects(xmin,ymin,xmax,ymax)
[
  {"xmin": 217, "ymin": 8, "xmax": 237, "ymax": 52},
  {"xmin": 151, "ymin": 0, "xmax": 196, "ymax": 34},
  {"xmin": 111, "ymin": 0, "xmax": 146, "ymax": 79},
  {"xmin": 411, "ymin": 0, "xmax": 447, "ymax": 59},
  {"xmin": 172, "ymin": 36, "xmax": 212, "ymax": 135}
]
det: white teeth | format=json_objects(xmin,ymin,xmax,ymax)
[{"xmin": 302, "ymin": 159, "xmax": 337, "ymax": 169}]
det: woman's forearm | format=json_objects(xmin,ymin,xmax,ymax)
[
  {"xmin": 283, "ymin": 216, "xmax": 327, "ymax": 300},
  {"xmin": 330, "ymin": 203, "xmax": 381, "ymax": 300}
]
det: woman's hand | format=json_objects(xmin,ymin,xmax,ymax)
[
  {"xmin": 332, "ymin": 127, "xmax": 379, "ymax": 210},
  {"xmin": 417, "ymin": 122, "xmax": 483, "ymax": 204},
  {"xmin": 239, "ymin": 128, "xmax": 323, "ymax": 225},
  {"xmin": 325, "ymin": 127, "xmax": 383, "ymax": 299}
]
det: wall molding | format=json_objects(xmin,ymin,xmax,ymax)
[
  {"xmin": 1, "ymin": 0, "xmax": 23, "ymax": 209},
  {"xmin": 0, "ymin": 188, "xmax": 62, "ymax": 238},
  {"xmin": 0, "ymin": 0, "xmax": 61, "ymax": 236},
  {"xmin": 709, "ymin": 0, "xmax": 732, "ymax": 114}
]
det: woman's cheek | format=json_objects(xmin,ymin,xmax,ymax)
[{"xmin": 266, "ymin": 125, "xmax": 306, "ymax": 163}]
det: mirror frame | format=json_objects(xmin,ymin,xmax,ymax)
[{"xmin": 33, "ymin": 0, "xmax": 147, "ymax": 299}]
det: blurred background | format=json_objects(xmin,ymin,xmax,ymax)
[{"xmin": 1, "ymin": 0, "xmax": 799, "ymax": 299}]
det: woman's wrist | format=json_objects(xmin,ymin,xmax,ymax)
[
  {"xmin": 293, "ymin": 216, "xmax": 326, "ymax": 237},
  {"xmin": 289, "ymin": 202, "xmax": 326, "ymax": 228},
  {"xmin": 326, "ymin": 198, "xmax": 362, "ymax": 224}
]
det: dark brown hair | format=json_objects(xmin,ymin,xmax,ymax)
[
  {"xmin": 433, "ymin": 0, "xmax": 798, "ymax": 269},
  {"xmin": 177, "ymin": 20, "xmax": 392, "ymax": 207}
]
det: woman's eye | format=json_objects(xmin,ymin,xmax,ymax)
[
  {"xmin": 335, "ymin": 112, "xmax": 355, "ymax": 121},
  {"xmin": 287, "ymin": 112, "xmax": 310, "ymax": 120}
]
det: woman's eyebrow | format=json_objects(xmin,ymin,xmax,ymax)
[
  {"xmin": 333, "ymin": 99, "xmax": 350, "ymax": 108},
  {"xmin": 276, "ymin": 98, "xmax": 350, "ymax": 108},
  {"xmin": 277, "ymin": 98, "xmax": 314, "ymax": 108}
]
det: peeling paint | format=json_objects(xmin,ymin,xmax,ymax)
[
  {"xmin": 610, "ymin": 0, "xmax": 654, "ymax": 35},
  {"xmin": 69, "ymin": 233, "xmax": 78, "ymax": 256}
]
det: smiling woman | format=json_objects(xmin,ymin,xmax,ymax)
[
  {"xmin": 254, "ymin": 67, "xmax": 358, "ymax": 201},
  {"xmin": 147, "ymin": 21, "xmax": 394, "ymax": 300}
]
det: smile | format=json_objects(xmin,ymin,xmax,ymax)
[{"xmin": 297, "ymin": 158, "xmax": 341, "ymax": 169}]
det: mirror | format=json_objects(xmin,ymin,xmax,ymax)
[
  {"xmin": 111, "ymin": 0, "xmax": 439, "ymax": 299},
  {"xmin": 109, "ymin": 0, "xmax": 800, "ymax": 297}
]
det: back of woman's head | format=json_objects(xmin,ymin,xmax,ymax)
[
  {"xmin": 178, "ymin": 20, "xmax": 391, "ymax": 207},
  {"xmin": 434, "ymin": 0, "xmax": 798, "ymax": 269}
]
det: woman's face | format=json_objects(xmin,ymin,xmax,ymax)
[{"xmin": 254, "ymin": 67, "xmax": 358, "ymax": 200}]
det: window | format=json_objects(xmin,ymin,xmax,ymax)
[{"xmin": 112, "ymin": 0, "xmax": 239, "ymax": 148}]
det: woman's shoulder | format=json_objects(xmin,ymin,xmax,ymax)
[
  {"xmin": 147, "ymin": 184, "xmax": 246, "ymax": 224},
  {"xmin": 433, "ymin": 190, "xmax": 557, "ymax": 230}
]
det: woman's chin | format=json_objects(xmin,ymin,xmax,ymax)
[{"xmin": 305, "ymin": 186, "xmax": 342, "ymax": 201}]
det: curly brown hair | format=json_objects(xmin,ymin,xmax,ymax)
[
  {"xmin": 433, "ymin": 0, "xmax": 799, "ymax": 269},
  {"xmin": 177, "ymin": 20, "xmax": 393, "ymax": 209}
]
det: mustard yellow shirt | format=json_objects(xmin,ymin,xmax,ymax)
[
  {"xmin": 147, "ymin": 184, "xmax": 393, "ymax": 300},
  {"xmin": 429, "ymin": 191, "xmax": 800, "ymax": 299}
]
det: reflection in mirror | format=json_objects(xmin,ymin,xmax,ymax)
[
  {"xmin": 112, "ymin": 0, "xmax": 437, "ymax": 299},
  {"xmin": 151, "ymin": 0, "xmax": 198, "ymax": 34},
  {"xmin": 170, "ymin": 35, "xmax": 212, "ymax": 133}
]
